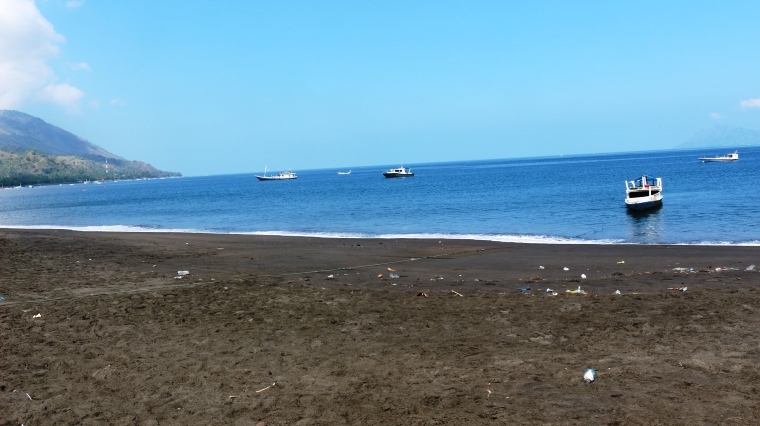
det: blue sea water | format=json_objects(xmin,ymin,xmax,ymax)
[{"xmin": 1, "ymin": 147, "xmax": 759, "ymax": 245}]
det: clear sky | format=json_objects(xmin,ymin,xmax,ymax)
[{"xmin": 1, "ymin": 0, "xmax": 759, "ymax": 176}]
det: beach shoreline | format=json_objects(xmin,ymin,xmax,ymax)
[
  {"xmin": 3, "ymin": 224, "xmax": 760, "ymax": 246},
  {"xmin": 2, "ymin": 228, "xmax": 760, "ymax": 424}
]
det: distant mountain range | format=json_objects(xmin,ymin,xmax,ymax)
[
  {"xmin": 0, "ymin": 110, "xmax": 180, "ymax": 186},
  {"xmin": 676, "ymin": 125, "xmax": 760, "ymax": 149}
]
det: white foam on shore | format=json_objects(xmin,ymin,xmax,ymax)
[
  {"xmin": 2, "ymin": 224, "xmax": 759, "ymax": 246},
  {"xmin": 0, "ymin": 224, "xmax": 206, "ymax": 234},
  {"xmin": 671, "ymin": 240, "xmax": 760, "ymax": 246},
  {"xmin": 244, "ymin": 230, "xmax": 622, "ymax": 245}
]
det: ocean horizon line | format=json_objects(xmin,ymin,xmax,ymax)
[{"xmin": 188, "ymin": 145, "xmax": 757, "ymax": 178}]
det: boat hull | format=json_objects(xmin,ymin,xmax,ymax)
[
  {"xmin": 383, "ymin": 172, "xmax": 414, "ymax": 178},
  {"xmin": 256, "ymin": 176, "xmax": 297, "ymax": 181},
  {"xmin": 625, "ymin": 198, "xmax": 662, "ymax": 211}
]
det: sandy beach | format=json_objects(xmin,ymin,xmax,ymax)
[{"xmin": 2, "ymin": 229, "xmax": 760, "ymax": 424}]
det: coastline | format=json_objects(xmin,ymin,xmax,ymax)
[
  {"xmin": 3, "ymin": 228, "xmax": 760, "ymax": 423},
  {"xmin": 2, "ymin": 224, "xmax": 760, "ymax": 246}
]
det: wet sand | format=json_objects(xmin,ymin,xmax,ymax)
[{"xmin": 2, "ymin": 229, "xmax": 760, "ymax": 424}]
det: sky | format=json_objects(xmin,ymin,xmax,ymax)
[{"xmin": 1, "ymin": 0, "xmax": 759, "ymax": 176}]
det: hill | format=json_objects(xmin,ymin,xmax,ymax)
[
  {"xmin": 0, "ymin": 110, "xmax": 122, "ymax": 160},
  {"xmin": 676, "ymin": 125, "xmax": 760, "ymax": 149},
  {"xmin": 0, "ymin": 110, "xmax": 180, "ymax": 185}
]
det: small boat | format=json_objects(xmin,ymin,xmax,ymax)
[
  {"xmin": 383, "ymin": 166, "xmax": 414, "ymax": 178},
  {"xmin": 338, "ymin": 170, "xmax": 352, "ymax": 175},
  {"xmin": 699, "ymin": 150, "xmax": 738, "ymax": 162},
  {"xmin": 625, "ymin": 175, "xmax": 663, "ymax": 211},
  {"xmin": 255, "ymin": 166, "xmax": 297, "ymax": 181}
]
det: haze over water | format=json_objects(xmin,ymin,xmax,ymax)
[{"xmin": 2, "ymin": 147, "xmax": 759, "ymax": 245}]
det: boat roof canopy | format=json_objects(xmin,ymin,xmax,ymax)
[{"xmin": 633, "ymin": 176, "xmax": 658, "ymax": 187}]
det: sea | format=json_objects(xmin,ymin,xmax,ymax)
[{"xmin": 1, "ymin": 147, "xmax": 759, "ymax": 245}]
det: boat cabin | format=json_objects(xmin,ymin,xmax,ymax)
[{"xmin": 626, "ymin": 176, "xmax": 661, "ymax": 198}]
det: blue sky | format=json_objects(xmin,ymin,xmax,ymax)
[{"xmin": 2, "ymin": 0, "xmax": 759, "ymax": 176}]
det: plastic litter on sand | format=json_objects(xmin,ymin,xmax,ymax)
[
  {"xmin": 584, "ymin": 368, "xmax": 597, "ymax": 383},
  {"xmin": 389, "ymin": 273, "xmax": 400, "ymax": 279},
  {"xmin": 517, "ymin": 287, "xmax": 531, "ymax": 291},
  {"xmin": 177, "ymin": 271, "xmax": 189, "ymax": 275},
  {"xmin": 581, "ymin": 274, "xmax": 587, "ymax": 279},
  {"xmin": 563, "ymin": 267, "xmax": 569, "ymax": 271},
  {"xmin": 614, "ymin": 290, "xmax": 621, "ymax": 295},
  {"xmin": 539, "ymin": 266, "xmax": 545, "ymax": 269},
  {"xmin": 747, "ymin": 265, "xmax": 756, "ymax": 271}
]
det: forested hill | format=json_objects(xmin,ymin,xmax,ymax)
[{"xmin": 0, "ymin": 110, "xmax": 180, "ymax": 185}]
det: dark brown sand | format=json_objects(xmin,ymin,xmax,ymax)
[{"xmin": 2, "ymin": 229, "xmax": 760, "ymax": 425}]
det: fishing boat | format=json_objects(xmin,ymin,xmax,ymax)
[
  {"xmin": 699, "ymin": 150, "xmax": 738, "ymax": 162},
  {"xmin": 255, "ymin": 166, "xmax": 297, "ymax": 181},
  {"xmin": 383, "ymin": 166, "xmax": 414, "ymax": 178},
  {"xmin": 625, "ymin": 175, "xmax": 663, "ymax": 211},
  {"xmin": 338, "ymin": 170, "xmax": 352, "ymax": 175}
]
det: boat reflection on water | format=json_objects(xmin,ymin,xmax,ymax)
[{"xmin": 625, "ymin": 204, "xmax": 664, "ymax": 242}]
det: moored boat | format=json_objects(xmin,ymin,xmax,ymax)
[
  {"xmin": 255, "ymin": 166, "xmax": 297, "ymax": 181},
  {"xmin": 383, "ymin": 166, "xmax": 414, "ymax": 178},
  {"xmin": 338, "ymin": 170, "xmax": 351, "ymax": 175},
  {"xmin": 699, "ymin": 150, "xmax": 738, "ymax": 162},
  {"xmin": 625, "ymin": 175, "xmax": 663, "ymax": 211}
]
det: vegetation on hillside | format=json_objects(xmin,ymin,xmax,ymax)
[{"xmin": 0, "ymin": 149, "xmax": 181, "ymax": 186}]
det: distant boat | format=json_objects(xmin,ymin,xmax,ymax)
[
  {"xmin": 255, "ymin": 166, "xmax": 297, "ymax": 181},
  {"xmin": 383, "ymin": 166, "xmax": 414, "ymax": 178},
  {"xmin": 699, "ymin": 150, "xmax": 738, "ymax": 162},
  {"xmin": 338, "ymin": 170, "xmax": 352, "ymax": 175},
  {"xmin": 625, "ymin": 175, "xmax": 663, "ymax": 211}
]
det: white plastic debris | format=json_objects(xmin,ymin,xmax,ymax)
[
  {"xmin": 581, "ymin": 274, "xmax": 587, "ymax": 279},
  {"xmin": 747, "ymin": 264, "xmax": 756, "ymax": 271},
  {"xmin": 545, "ymin": 288, "xmax": 554, "ymax": 292},
  {"xmin": 539, "ymin": 266, "xmax": 545, "ymax": 270},
  {"xmin": 326, "ymin": 274, "xmax": 335, "ymax": 279},
  {"xmin": 563, "ymin": 267, "xmax": 569, "ymax": 271},
  {"xmin": 32, "ymin": 313, "xmax": 41, "ymax": 318},
  {"xmin": 389, "ymin": 273, "xmax": 400, "ymax": 279},
  {"xmin": 614, "ymin": 290, "xmax": 621, "ymax": 295},
  {"xmin": 680, "ymin": 287, "xmax": 687, "ymax": 292},
  {"xmin": 177, "ymin": 271, "xmax": 189, "ymax": 276},
  {"xmin": 584, "ymin": 368, "xmax": 596, "ymax": 383}
]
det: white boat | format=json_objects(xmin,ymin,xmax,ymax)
[
  {"xmin": 338, "ymin": 170, "xmax": 352, "ymax": 175},
  {"xmin": 699, "ymin": 150, "xmax": 738, "ymax": 162},
  {"xmin": 383, "ymin": 166, "xmax": 414, "ymax": 178},
  {"xmin": 625, "ymin": 175, "xmax": 663, "ymax": 211},
  {"xmin": 255, "ymin": 166, "xmax": 297, "ymax": 181}
]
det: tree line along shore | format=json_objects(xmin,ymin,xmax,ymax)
[{"xmin": 0, "ymin": 149, "xmax": 180, "ymax": 186}]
